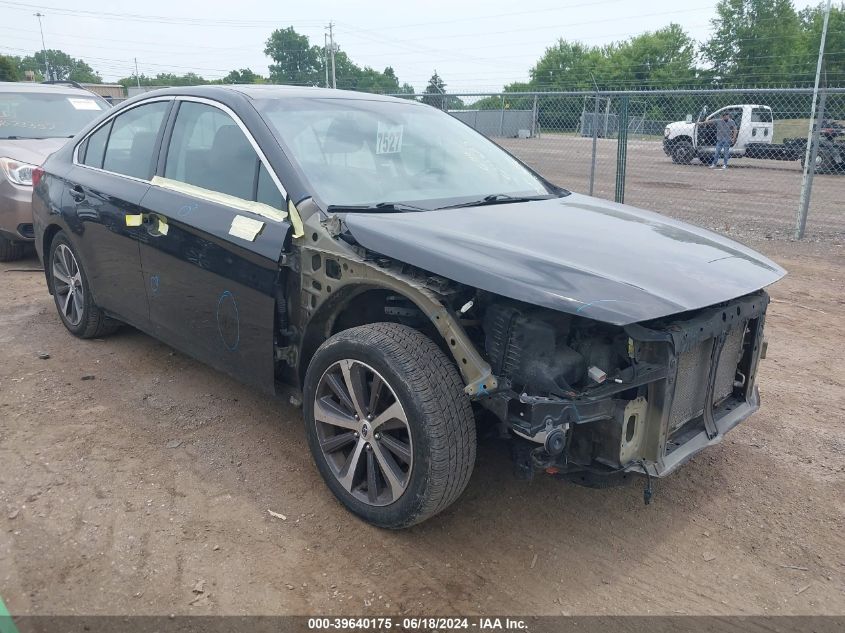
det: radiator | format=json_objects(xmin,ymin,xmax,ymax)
[{"xmin": 668, "ymin": 324, "xmax": 747, "ymax": 433}]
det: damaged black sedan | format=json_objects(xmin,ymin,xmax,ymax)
[{"xmin": 32, "ymin": 86, "xmax": 785, "ymax": 528}]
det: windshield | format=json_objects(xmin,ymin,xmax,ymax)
[
  {"xmin": 0, "ymin": 91, "xmax": 107, "ymax": 139},
  {"xmin": 257, "ymin": 97, "xmax": 553, "ymax": 209}
]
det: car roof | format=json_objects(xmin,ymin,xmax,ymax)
[
  {"xmin": 0, "ymin": 82, "xmax": 102, "ymax": 97},
  {"xmin": 134, "ymin": 84, "xmax": 420, "ymax": 105}
]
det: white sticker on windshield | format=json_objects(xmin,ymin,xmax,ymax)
[
  {"xmin": 376, "ymin": 122, "xmax": 403, "ymax": 154},
  {"xmin": 67, "ymin": 98, "xmax": 102, "ymax": 111}
]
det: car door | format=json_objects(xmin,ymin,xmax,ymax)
[
  {"xmin": 749, "ymin": 106, "xmax": 773, "ymax": 145},
  {"xmin": 66, "ymin": 98, "xmax": 173, "ymax": 328},
  {"xmin": 136, "ymin": 97, "xmax": 291, "ymax": 393}
]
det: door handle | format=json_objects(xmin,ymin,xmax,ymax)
[
  {"xmin": 126, "ymin": 212, "xmax": 168, "ymax": 236},
  {"xmin": 69, "ymin": 186, "xmax": 86, "ymax": 202}
]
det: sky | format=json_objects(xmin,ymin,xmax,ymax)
[{"xmin": 0, "ymin": 0, "xmax": 823, "ymax": 93}]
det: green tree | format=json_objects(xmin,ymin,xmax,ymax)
[
  {"xmin": 223, "ymin": 68, "xmax": 264, "ymax": 83},
  {"xmin": 19, "ymin": 49, "xmax": 101, "ymax": 83},
  {"xmin": 604, "ymin": 24, "xmax": 700, "ymax": 88},
  {"xmin": 117, "ymin": 72, "xmax": 208, "ymax": 88},
  {"xmin": 0, "ymin": 55, "xmax": 19, "ymax": 82},
  {"xmin": 798, "ymin": 3, "xmax": 845, "ymax": 85},
  {"xmin": 331, "ymin": 50, "xmax": 362, "ymax": 89},
  {"xmin": 264, "ymin": 27, "xmax": 324, "ymax": 86},
  {"xmin": 422, "ymin": 71, "xmax": 447, "ymax": 109},
  {"xmin": 353, "ymin": 66, "xmax": 401, "ymax": 93},
  {"xmin": 529, "ymin": 41, "xmax": 608, "ymax": 90},
  {"xmin": 701, "ymin": 0, "xmax": 803, "ymax": 86},
  {"xmin": 397, "ymin": 82, "xmax": 416, "ymax": 96}
]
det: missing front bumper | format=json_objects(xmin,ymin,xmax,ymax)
[{"xmin": 504, "ymin": 291, "xmax": 770, "ymax": 480}]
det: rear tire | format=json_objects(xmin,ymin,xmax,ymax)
[
  {"xmin": 48, "ymin": 231, "xmax": 120, "ymax": 338},
  {"xmin": 801, "ymin": 148, "xmax": 835, "ymax": 174},
  {"xmin": 303, "ymin": 323, "xmax": 476, "ymax": 528},
  {"xmin": 0, "ymin": 235, "xmax": 26, "ymax": 262}
]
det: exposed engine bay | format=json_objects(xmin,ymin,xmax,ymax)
[{"xmin": 457, "ymin": 290, "xmax": 768, "ymax": 494}]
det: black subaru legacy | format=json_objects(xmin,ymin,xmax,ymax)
[{"xmin": 31, "ymin": 85, "xmax": 785, "ymax": 528}]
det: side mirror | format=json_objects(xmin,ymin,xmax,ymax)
[{"xmin": 685, "ymin": 114, "xmax": 693, "ymax": 123}]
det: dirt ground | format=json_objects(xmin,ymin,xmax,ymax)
[
  {"xmin": 0, "ymin": 238, "xmax": 843, "ymax": 617},
  {"xmin": 498, "ymin": 135, "xmax": 845, "ymax": 242}
]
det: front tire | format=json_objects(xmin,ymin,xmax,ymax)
[
  {"xmin": 48, "ymin": 231, "xmax": 120, "ymax": 338},
  {"xmin": 303, "ymin": 323, "xmax": 476, "ymax": 528},
  {"xmin": 670, "ymin": 140, "xmax": 694, "ymax": 164}
]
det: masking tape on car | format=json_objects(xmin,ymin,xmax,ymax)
[
  {"xmin": 150, "ymin": 176, "xmax": 288, "ymax": 223},
  {"xmin": 287, "ymin": 199, "xmax": 305, "ymax": 239},
  {"xmin": 229, "ymin": 215, "xmax": 264, "ymax": 241}
]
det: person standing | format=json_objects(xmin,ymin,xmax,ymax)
[{"xmin": 697, "ymin": 111, "xmax": 738, "ymax": 169}]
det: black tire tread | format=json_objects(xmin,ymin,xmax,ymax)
[
  {"xmin": 311, "ymin": 323, "xmax": 476, "ymax": 527},
  {"xmin": 0, "ymin": 235, "xmax": 26, "ymax": 262}
]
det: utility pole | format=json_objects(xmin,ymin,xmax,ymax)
[
  {"xmin": 134, "ymin": 57, "xmax": 141, "ymax": 89},
  {"xmin": 323, "ymin": 33, "xmax": 329, "ymax": 88},
  {"xmin": 34, "ymin": 12, "xmax": 49, "ymax": 80},
  {"xmin": 796, "ymin": 0, "xmax": 832, "ymax": 239},
  {"xmin": 327, "ymin": 21, "xmax": 336, "ymax": 89}
]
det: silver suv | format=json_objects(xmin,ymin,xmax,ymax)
[{"xmin": 0, "ymin": 82, "xmax": 109, "ymax": 260}]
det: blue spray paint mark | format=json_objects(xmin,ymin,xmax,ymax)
[
  {"xmin": 216, "ymin": 290, "xmax": 240, "ymax": 352},
  {"xmin": 149, "ymin": 275, "xmax": 160, "ymax": 295},
  {"xmin": 177, "ymin": 202, "xmax": 198, "ymax": 218}
]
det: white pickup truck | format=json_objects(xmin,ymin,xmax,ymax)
[
  {"xmin": 663, "ymin": 103, "xmax": 844, "ymax": 172},
  {"xmin": 663, "ymin": 104, "xmax": 774, "ymax": 165}
]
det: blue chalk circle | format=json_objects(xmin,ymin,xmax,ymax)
[{"xmin": 216, "ymin": 290, "xmax": 240, "ymax": 351}]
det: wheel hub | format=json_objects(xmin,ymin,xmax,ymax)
[
  {"xmin": 52, "ymin": 244, "xmax": 84, "ymax": 327},
  {"xmin": 313, "ymin": 359, "xmax": 412, "ymax": 507}
]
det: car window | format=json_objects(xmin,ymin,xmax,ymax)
[
  {"xmin": 102, "ymin": 101, "xmax": 169, "ymax": 180},
  {"xmin": 257, "ymin": 98, "xmax": 550, "ymax": 208},
  {"xmin": 81, "ymin": 121, "xmax": 111, "ymax": 169},
  {"xmin": 256, "ymin": 162, "xmax": 283, "ymax": 209},
  {"xmin": 751, "ymin": 108, "xmax": 773, "ymax": 123},
  {"xmin": 0, "ymin": 91, "xmax": 106, "ymax": 140},
  {"xmin": 165, "ymin": 101, "xmax": 262, "ymax": 202}
]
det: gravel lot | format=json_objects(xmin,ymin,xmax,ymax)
[
  {"xmin": 498, "ymin": 135, "xmax": 845, "ymax": 241},
  {"xmin": 0, "ymin": 238, "xmax": 843, "ymax": 617}
]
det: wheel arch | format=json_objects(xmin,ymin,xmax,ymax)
[
  {"xmin": 41, "ymin": 223, "xmax": 65, "ymax": 293},
  {"xmin": 294, "ymin": 262, "xmax": 496, "ymax": 399},
  {"xmin": 297, "ymin": 283, "xmax": 390, "ymax": 388},
  {"xmin": 297, "ymin": 282, "xmax": 466, "ymax": 388},
  {"xmin": 667, "ymin": 134, "xmax": 693, "ymax": 146}
]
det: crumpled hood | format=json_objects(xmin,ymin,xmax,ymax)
[
  {"xmin": 0, "ymin": 138, "xmax": 69, "ymax": 166},
  {"xmin": 343, "ymin": 193, "xmax": 786, "ymax": 325}
]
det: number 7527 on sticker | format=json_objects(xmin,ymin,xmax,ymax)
[{"xmin": 376, "ymin": 122, "xmax": 403, "ymax": 154}]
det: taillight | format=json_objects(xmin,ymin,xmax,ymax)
[{"xmin": 32, "ymin": 166, "xmax": 44, "ymax": 187}]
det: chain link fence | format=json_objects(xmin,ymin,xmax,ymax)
[{"xmin": 394, "ymin": 88, "xmax": 845, "ymax": 241}]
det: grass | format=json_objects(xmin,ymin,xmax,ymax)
[{"xmin": 773, "ymin": 119, "xmax": 811, "ymax": 144}]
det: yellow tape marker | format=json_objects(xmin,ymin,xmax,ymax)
[
  {"xmin": 288, "ymin": 199, "xmax": 305, "ymax": 239},
  {"xmin": 125, "ymin": 214, "xmax": 143, "ymax": 227}
]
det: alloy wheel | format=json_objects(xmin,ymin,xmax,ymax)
[
  {"xmin": 52, "ymin": 243, "xmax": 84, "ymax": 327},
  {"xmin": 313, "ymin": 359, "xmax": 413, "ymax": 506}
]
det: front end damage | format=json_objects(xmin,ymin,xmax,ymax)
[
  {"xmin": 285, "ymin": 201, "xmax": 777, "ymax": 503},
  {"xmin": 477, "ymin": 292, "xmax": 769, "ymax": 493}
]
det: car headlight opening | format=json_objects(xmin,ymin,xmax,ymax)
[{"xmin": 0, "ymin": 157, "xmax": 37, "ymax": 186}]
